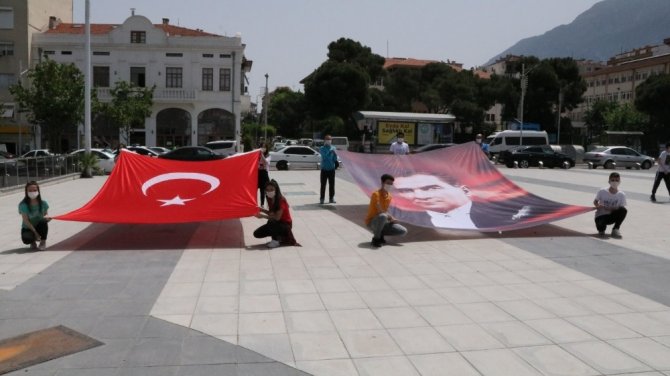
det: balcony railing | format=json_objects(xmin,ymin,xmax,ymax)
[{"xmin": 96, "ymin": 88, "xmax": 196, "ymax": 101}]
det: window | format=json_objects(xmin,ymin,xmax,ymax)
[
  {"xmin": 130, "ymin": 67, "xmax": 146, "ymax": 87},
  {"xmin": 219, "ymin": 54, "xmax": 231, "ymax": 58},
  {"xmin": 93, "ymin": 66, "xmax": 110, "ymax": 87},
  {"xmin": 219, "ymin": 68, "xmax": 231, "ymax": 91},
  {"xmin": 0, "ymin": 41, "xmax": 13, "ymax": 56},
  {"xmin": 0, "ymin": 73, "xmax": 15, "ymax": 89},
  {"xmin": 130, "ymin": 31, "xmax": 146, "ymax": 44},
  {"xmin": 165, "ymin": 52, "xmax": 183, "ymax": 57},
  {"xmin": 202, "ymin": 68, "xmax": 213, "ymax": 91},
  {"xmin": 166, "ymin": 67, "xmax": 182, "ymax": 88},
  {"xmin": 0, "ymin": 7, "xmax": 13, "ymax": 29},
  {"xmin": 202, "ymin": 53, "xmax": 214, "ymax": 58},
  {"xmin": 61, "ymin": 51, "xmax": 72, "ymax": 55},
  {"xmin": 93, "ymin": 51, "xmax": 110, "ymax": 56},
  {"xmin": 43, "ymin": 50, "xmax": 55, "ymax": 56}
]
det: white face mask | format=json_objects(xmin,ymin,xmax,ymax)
[
  {"xmin": 324, "ymin": 140, "xmax": 332, "ymax": 145},
  {"xmin": 476, "ymin": 138, "xmax": 482, "ymax": 144},
  {"xmin": 28, "ymin": 191, "xmax": 39, "ymax": 199},
  {"xmin": 384, "ymin": 184, "xmax": 393, "ymax": 191},
  {"xmin": 265, "ymin": 191, "xmax": 276, "ymax": 199},
  {"xmin": 397, "ymin": 138, "xmax": 404, "ymax": 143},
  {"xmin": 609, "ymin": 181, "xmax": 620, "ymax": 189}
]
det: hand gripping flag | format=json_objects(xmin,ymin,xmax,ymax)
[{"xmin": 55, "ymin": 150, "xmax": 260, "ymax": 224}]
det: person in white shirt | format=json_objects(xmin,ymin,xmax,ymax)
[
  {"xmin": 650, "ymin": 143, "xmax": 670, "ymax": 202},
  {"xmin": 594, "ymin": 172, "xmax": 627, "ymax": 238},
  {"xmin": 389, "ymin": 132, "xmax": 410, "ymax": 155}
]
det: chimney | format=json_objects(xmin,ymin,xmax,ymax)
[
  {"xmin": 130, "ymin": 8, "xmax": 135, "ymax": 16},
  {"xmin": 48, "ymin": 16, "xmax": 58, "ymax": 30},
  {"xmin": 162, "ymin": 18, "xmax": 169, "ymax": 25}
]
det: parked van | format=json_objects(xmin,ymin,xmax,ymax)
[
  {"xmin": 205, "ymin": 140, "xmax": 237, "ymax": 157},
  {"xmin": 485, "ymin": 130, "xmax": 548, "ymax": 157},
  {"xmin": 330, "ymin": 136, "xmax": 349, "ymax": 151}
]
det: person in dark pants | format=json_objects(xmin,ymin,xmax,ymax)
[
  {"xmin": 19, "ymin": 181, "xmax": 51, "ymax": 250},
  {"xmin": 319, "ymin": 134, "xmax": 338, "ymax": 204},
  {"xmin": 651, "ymin": 143, "xmax": 670, "ymax": 202},
  {"xmin": 254, "ymin": 180, "xmax": 299, "ymax": 248},
  {"xmin": 594, "ymin": 172, "xmax": 627, "ymax": 238},
  {"xmin": 366, "ymin": 174, "xmax": 408, "ymax": 247},
  {"xmin": 257, "ymin": 145, "xmax": 271, "ymax": 206}
]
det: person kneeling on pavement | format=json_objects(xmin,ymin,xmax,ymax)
[
  {"xmin": 366, "ymin": 174, "xmax": 408, "ymax": 247},
  {"xmin": 254, "ymin": 179, "xmax": 299, "ymax": 248},
  {"xmin": 593, "ymin": 172, "xmax": 627, "ymax": 238}
]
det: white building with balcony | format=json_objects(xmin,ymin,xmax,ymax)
[{"xmin": 31, "ymin": 12, "xmax": 252, "ymax": 150}]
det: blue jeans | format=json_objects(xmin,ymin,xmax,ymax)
[{"xmin": 368, "ymin": 213, "xmax": 407, "ymax": 239}]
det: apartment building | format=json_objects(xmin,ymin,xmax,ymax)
[
  {"xmin": 31, "ymin": 12, "xmax": 252, "ymax": 151},
  {"xmin": 0, "ymin": 0, "xmax": 72, "ymax": 154}
]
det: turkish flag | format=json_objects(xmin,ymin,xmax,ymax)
[{"xmin": 55, "ymin": 150, "xmax": 260, "ymax": 224}]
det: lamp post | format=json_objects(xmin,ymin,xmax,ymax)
[
  {"xmin": 263, "ymin": 73, "xmax": 269, "ymax": 143},
  {"xmin": 556, "ymin": 87, "xmax": 564, "ymax": 145},
  {"xmin": 518, "ymin": 63, "xmax": 538, "ymax": 146}
]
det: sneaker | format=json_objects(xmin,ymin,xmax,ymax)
[
  {"xmin": 329, "ymin": 199, "xmax": 336, "ymax": 204},
  {"xmin": 266, "ymin": 240, "xmax": 280, "ymax": 248},
  {"xmin": 38, "ymin": 240, "xmax": 46, "ymax": 251},
  {"xmin": 380, "ymin": 236, "xmax": 386, "ymax": 244},
  {"xmin": 597, "ymin": 231, "xmax": 606, "ymax": 238},
  {"xmin": 371, "ymin": 237, "xmax": 382, "ymax": 248},
  {"xmin": 30, "ymin": 241, "xmax": 37, "ymax": 250},
  {"xmin": 611, "ymin": 229, "xmax": 622, "ymax": 239},
  {"xmin": 651, "ymin": 195, "xmax": 657, "ymax": 202},
  {"xmin": 319, "ymin": 199, "xmax": 324, "ymax": 205}
]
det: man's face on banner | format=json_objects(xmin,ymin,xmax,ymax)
[{"xmin": 394, "ymin": 174, "xmax": 470, "ymax": 212}]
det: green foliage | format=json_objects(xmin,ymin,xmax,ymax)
[
  {"xmin": 78, "ymin": 151, "xmax": 101, "ymax": 178},
  {"xmin": 327, "ymin": 38, "xmax": 386, "ymax": 83},
  {"xmin": 584, "ymin": 99, "xmax": 617, "ymax": 142},
  {"xmin": 100, "ymin": 81, "xmax": 155, "ymax": 143},
  {"xmin": 635, "ymin": 73, "xmax": 670, "ymax": 139},
  {"xmin": 604, "ymin": 103, "xmax": 648, "ymax": 132},
  {"xmin": 312, "ymin": 116, "xmax": 345, "ymax": 136},
  {"xmin": 9, "ymin": 59, "xmax": 87, "ymax": 153},
  {"xmin": 267, "ymin": 87, "xmax": 307, "ymax": 138},
  {"xmin": 304, "ymin": 61, "xmax": 369, "ymax": 121}
]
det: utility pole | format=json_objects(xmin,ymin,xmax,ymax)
[
  {"xmin": 519, "ymin": 64, "xmax": 528, "ymax": 146},
  {"xmin": 263, "ymin": 73, "xmax": 269, "ymax": 143},
  {"xmin": 84, "ymin": 0, "xmax": 91, "ymax": 154},
  {"xmin": 556, "ymin": 88, "xmax": 564, "ymax": 145}
]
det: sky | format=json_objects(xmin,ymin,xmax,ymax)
[{"xmin": 72, "ymin": 0, "xmax": 603, "ymax": 103}]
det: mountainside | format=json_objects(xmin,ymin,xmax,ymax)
[{"xmin": 485, "ymin": 0, "xmax": 670, "ymax": 65}]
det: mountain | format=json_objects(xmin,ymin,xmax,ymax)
[{"xmin": 485, "ymin": 0, "xmax": 670, "ymax": 65}]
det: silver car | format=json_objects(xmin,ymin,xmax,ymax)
[{"xmin": 583, "ymin": 146, "xmax": 655, "ymax": 169}]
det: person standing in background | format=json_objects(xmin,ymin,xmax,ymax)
[
  {"xmin": 650, "ymin": 142, "xmax": 670, "ymax": 202},
  {"xmin": 476, "ymin": 133, "xmax": 490, "ymax": 158},
  {"xmin": 258, "ymin": 144, "xmax": 271, "ymax": 206},
  {"xmin": 319, "ymin": 134, "xmax": 338, "ymax": 204},
  {"xmin": 389, "ymin": 132, "xmax": 410, "ymax": 155}
]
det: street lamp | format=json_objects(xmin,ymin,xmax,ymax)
[
  {"xmin": 518, "ymin": 63, "xmax": 537, "ymax": 146},
  {"xmin": 263, "ymin": 73, "xmax": 268, "ymax": 143}
]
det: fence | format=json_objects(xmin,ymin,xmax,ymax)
[{"xmin": 1, "ymin": 155, "xmax": 81, "ymax": 190}]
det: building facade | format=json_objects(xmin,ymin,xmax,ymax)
[
  {"xmin": 31, "ymin": 12, "xmax": 252, "ymax": 151},
  {"xmin": 0, "ymin": 0, "xmax": 72, "ymax": 154}
]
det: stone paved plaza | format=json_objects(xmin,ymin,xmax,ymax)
[{"xmin": 2, "ymin": 165, "xmax": 670, "ymax": 376}]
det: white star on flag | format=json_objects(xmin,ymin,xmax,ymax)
[{"xmin": 158, "ymin": 195, "xmax": 195, "ymax": 207}]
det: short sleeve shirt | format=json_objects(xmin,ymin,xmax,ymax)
[
  {"xmin": 19, "ymin": 200, "xmax": 49, "ymax": 229},
  {"xmin": 594, "ymin": 188, "xmax": 626, "ymax": 217},
  {"xmin": 365, "ymin": 190, "xmax": 392, "ymax": 225},
  {"xmin": 268, "ymin": 197, "xmax": 292, "ymax": 224}
]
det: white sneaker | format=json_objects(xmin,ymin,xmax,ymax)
[
  {"xmin": 30, "ymin": 241, "xmax": 37, "ymax": 250},
  {"xmin": 38, "ymin": 240, "xmax": 47, "ymax": 251},
  {"xmin": 611, "ymin": 229, "xmax": 622, "ymax": 238},
  {"xmin": 266, "ymin": 240, "xmax": 280, "ymax": 248}
]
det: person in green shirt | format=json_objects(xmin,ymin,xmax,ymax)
[{"xmin": 19, "ymin": 181, "xmax": 51, "ymax": 250}]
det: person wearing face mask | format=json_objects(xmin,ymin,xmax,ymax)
[
  {"xmin": 19, "ymin": 181, "xmax": 51, "ymax": 250},
  {"xmin": 254, "ymin": 179, "xmax": 299, "ymax": 248},
  {"xmin": 365, "ymin": 174, "xmax": 408, "ymax": 248},
  {"xmin": 257, "ymin": 144, "xmax": 272, "ymax": 206},
  {"xmin": 593, "ymin": 172, "xmax": 627, "ymax": 238},
  {"xmin": 389, "ymin": 132, "xmax": 410, "ymax": 155},
  {"xmin": 319, "ymin": 134, "xmax": 338, "ymax": 204}
]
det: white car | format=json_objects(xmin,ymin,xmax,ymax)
[
  {"xmin": 205, "ymin": 140, "xmax": 237, "ymax": 157},
  {"xmin": 270, "ymin": 145, "xmax": 322, "ymax": 170},
  {"xmin": 70, "ymin": 148, "xmax": 116, "ymax": 174}
]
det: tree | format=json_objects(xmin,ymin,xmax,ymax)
[
  {"xmin": 635, "ymin": 73, "xmax": 670, "ymax": 140},
  {"xmin": 327, "ymin": 38, "xmax": 386, "ymax": 84},
  {"xmin": 584, "ymin": 99, "xmax": 616, "ymax": 144},
  {"xmin": 9, "ymin": 59, "xmax": 86, "ymax": 152},
  {"xmin": 304, "ymin": 61, "xmax": 369, "ymax": 122},
  {"xmin": 100, "ymin": 81, "xmax": 155, "ymax": 144},
  {"xmin": 604, "ymin": 103, "xmax": 648, "ymax": 132},
  {"xmin": 267, "ymin": 87, "xmax": 307, "ymax": 138}
]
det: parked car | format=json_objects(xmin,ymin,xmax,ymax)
[
  {"xmin": 70, "ymin": 148, "xmax": 116, "ymax": 174},
  {"xmin": 149, "ymin": 146, "xmax": 171, "ymax": 154},
  {"xmin": 126, "ymin": 146, "xmax": 161, "ymax": 157},
  {"xmin": 270, "ymin": 145, "xmax": 341, "ymax": 170},
  {"xmin": 0, "ymin": 150, "xmax": 15, "ymax": 159},
  {"xmin": 413, "ymin": 143, "xmax": 456, "ymax": 153},
  {"xmin": 158, "ymin": 146, "xmax": 224, "ymax": 161},
  {"xmin": 583, "ymin": 146, "xmax": 654, "ymax": 169},
  {"xmin": 499, "ymin": 145, "xmax": 575, "ymax": 169},
  {"xmin": 21, "ymin": 149, "xmax": 57, "ymax": 158},
  {"xmin": 205, "ymin": 140, "xmax": 238, "ymax": 157}
]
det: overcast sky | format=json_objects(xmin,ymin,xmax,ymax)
[{"xmin": 73, "ymin": 0, "xmax": 603, "ymax": 101}]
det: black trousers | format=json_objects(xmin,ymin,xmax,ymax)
[
  {"xmin": 21, "ymin": 220, "xmax": 49, "ymax": 244},
  {"xmin": 254, "ymin": 220, "xmax": 290, "ymax": 241},
  {"xmin": 320, "ymin": 169, "xmax": 335, "ymax": 201},
  {"xmin": 258, "ymin": 169, "xmax": 270, "ymax": 206},
  {"xmin": 595, "ymin": 207, "xmax": 627, "ymax": 232},
  {"xmin": 652, "ymin": 171, "xmax": 670, "ymax": 196}
]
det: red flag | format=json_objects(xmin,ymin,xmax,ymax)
[{"xmin": 55, "ymin": 150, "xmax": 260, "ymax": 224}]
